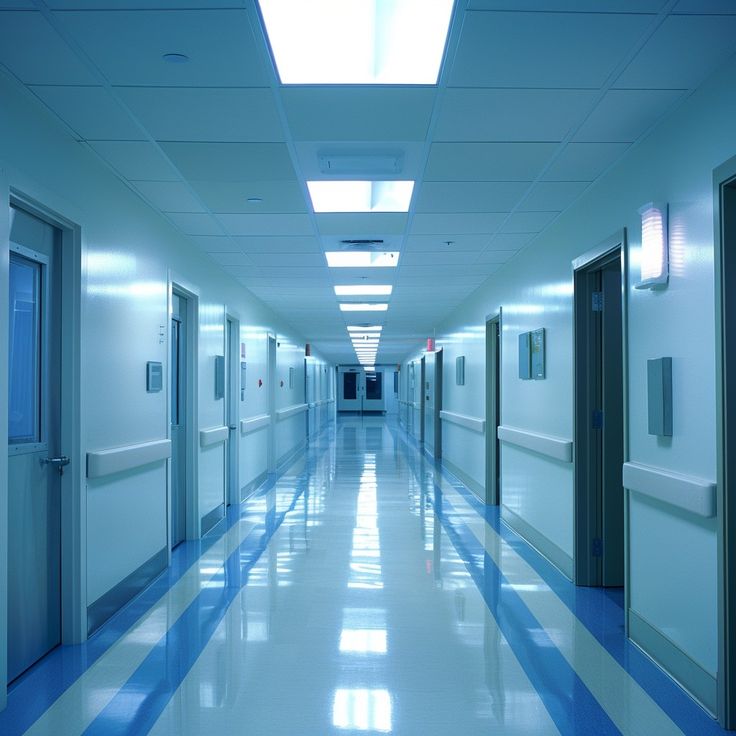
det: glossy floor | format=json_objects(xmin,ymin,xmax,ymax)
[{"xmin": 0, "ymin": 416, "xmax": 728, "ymax": 735}]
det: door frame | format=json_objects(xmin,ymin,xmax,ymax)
[
  {"xmin": 168, "ymin": 277, "xmax": 199, "ymax": 545},
  {"xmin": 267, "ymin": 334, "xmax": 276, "ymax": 472},
  {"xmin": 714, "ymin": 154, "xmax": 736, "ymax": 729},
  {"xmin": 485, "ymin": 312, "xmax": 502, "ymax": 505},
  {"xmin": 419, "ymin": 355, "xmax": 426, "ymax": 444},
  {"xmin": 434, "ymin": 349, "xmax": 443, "ymax": 459},
  {"xmin": 572, "ymin": 229, "xmax": 629, "ymax": 597},
  {"xmin": 225, "ymin": 312, "xmax": 240, "ymax": 507},
  {"xmin": 1, "ymin": 185, "xmax": 84, "ymax": 708}
]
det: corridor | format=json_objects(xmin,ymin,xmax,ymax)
[{"xmin": 0, "ymin": 415, "xmax": 724, "ymax": 736}]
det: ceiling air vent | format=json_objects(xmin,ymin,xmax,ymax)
[{"xmin": 339, "ymin": 239, "xmax": 385, "ymax": 251}]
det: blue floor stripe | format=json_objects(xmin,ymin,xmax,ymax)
[
  {"xmin": 393, "ymin": 421, "xmax": 724, "ymax": 735},
  {"xmin": 393, "ymin": 432, "xmax": 620, "ymax": 734},
  {"xmin": 0, "ymin": 423, "xmax": 334, "ymax": 736},
  {"xmin": 82, "ymin": 438, "xmax": 327, "ymax": 735}
]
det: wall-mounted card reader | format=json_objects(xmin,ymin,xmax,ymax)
[
  {"xmin": 647, "ymin": 357, "xmax": 672, "ymax": 436},
  {"xmin": 146, "ymin": 361, "xmax": 163, "ymax": 392}
]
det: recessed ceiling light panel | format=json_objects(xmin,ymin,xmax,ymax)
[
  {"xmin": 308, "ymin": 181, "xmax": 413, "ymax": 213},
  {"xmin": 258, "ymin": 0, "xmax": 454, "ymax": 85},
  {"xmin": 340, "ymin": 303, "xmax": 389, "ymax": 312},
  {"xmin": 335, "ymin": 285, "xmax": 392, "ymax": 296},
  {"xmin": 326, "ymin": 252, "xmax": 399, "ymax": 268}
]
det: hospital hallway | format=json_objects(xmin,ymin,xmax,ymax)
[{"xmin": 0, "ymin": 414, "xmax": 726, "ymax": 736}]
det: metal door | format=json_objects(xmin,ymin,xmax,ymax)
[
  {"xmin": 226, "ymin": 316, "xmax": 239, "ymax": 506},
  {"xmin": 339, "ymin": 369, "xmax": 363, "ymax": 411},
  {"xmin": 170, "ymin": 292, "xmax": 187, "ymax": 548},
  {"xmin": 363, "ymin": 370, "xmax": 385, "ymax": 411},
  {"xmin": 7, "ymin": 205, "xmax": 63, "ymax": 681}
]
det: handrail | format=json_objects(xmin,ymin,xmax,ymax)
[
  {"xmin": 87, "ymin": 439, "xmax": 171, "ymax": 479},
  {"xmin": 439, "ymin": 410, "xmax": 485, "ymax": 434},
  {"xmin": 200, "ymin": 426, "xmax": 229, "ymax": 447},
  {"xmin": 497, "ymin": 425, "xmax": 573, "ymax": 463},
  {"xmin": 240, "ymin": 414, "xmax": 271, "ymax": 434},
  {"xmin": 623, "ymin": 461, "xmax": 716, "ymax": 518},
  {"xmin": 276, "ymin": 403, "xmax": 309, "ymax": 421}
]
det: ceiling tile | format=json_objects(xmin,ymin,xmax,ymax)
[
  {"xmin": 616, "ymin": 15, "xmax": 736, "ymax": 89},
  {"xmin": 415, "ymin": 181, "xmax": 529, "ymax": 213},
  {"xmin": 475, "ymin": 249, "xmax": 518, "ymax": 264},
  {"xmin": 468, "ymin": 0, "xmax": 665, "ymax": 7},
  {"xmin": 0, "ymin": 11, "xmax": 97, "ymax": 84},
  {"xmin": 166, "ymin": 212, "xmax": 223, "ymax": 236},
  {"xmin": 187, "ymin": 235, "xmax": 241, "ymax": 252},
  {"xmin": 410, "ymin": 213, "xmax": 506, "ymax": 235},
  {"xmin": 48, "ymin": 0, "xmax": 245, "ymax": 6},
  {"xmin": 499, "ymin": 211, "xmax": 559, "ymax": 233},
  {"xmin": 485, "ymin": 232, "xmax": 537, "ymax": 250},
  {"xmin": 131, "ymin": 180, "xmax": 204, "ymax": 213},
  {"xmin": 207, "ymin": 251, "xmax": 253, "ymax": 267},
  {"xmin": 117, "ymin": 87, "xmax": 283, "ymax": 143},
  {"xmin": 518, "ymin": 181, "xmax": 589, "ymax": 211},
  {"xmin": 159, "ymin": 142, "xmax": 296, "ymax": 182},
  {"xmin": 435, "ymin": 89, "xmax": 597, "ymax": 142},
  {"xmin": 190, "ymin": 180, "xmax": 307, "ymax": 214},
  {"xmin": 542, "ymin": 142, "xmax": 631, "ymax": 181},
  {"xmin": 399, "ymin": 250, "xmax": 481, "ymax": 266},
  {"xmin": 87, "ymin": 140, "xmax": 180, "ymax": 180},
  {"xmin": 282, "ymin": 87, "xmax": 435, "ymax": 141},
  {"xmin": 574, "ymin": 89, "xmax": 686, "ymax": 142},
  {"xmin": 315, "ymin": 214, "xmax": 407, "ymax": 236},
  {"xmin": 0, "ymin": 1, "xmax": 35, "ymax": 7},
  {"xmin": 233, "ymin": 236, "xmax": 322, "ymax": 254},
  {"xmin": 674, "ymin": 0, "xmax": 736, "ymax": 11},
  {"xmin": 248, "ymin": 252, "xmax": 325, "ymax": 268},
  {"xmin": 217, "ymin": 213, "xmax": 313, "ymax": 236},
  {"xmin": 425, "ymin": 143, "xmax": 557, "ymax": 181},
  {"xmin": 247, "ymin": 267, "xmax": 329, "ymax": 280},
  {"xmin": 405, "ymin": 234, "xmax": 492, "ymax": 252},
  {"xmin": 30, "ymin": 85, "xmax": 143, "ymax": 140},
  {"xmin": 450, "ymin": 11, "xmax": 651, "ymax": 88},
  {"xmin": 56, "ymin": 9, "xmax": 269, "ymax": 87}
]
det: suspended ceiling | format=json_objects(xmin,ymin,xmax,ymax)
[{"xmin": 1, "ymin": 0, "xmax": 736, "ymax": 364}]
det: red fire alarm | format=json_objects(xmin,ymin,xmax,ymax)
[{"xmin": 427, "ymin": 337, "xmax": 435, "ymax": 351}]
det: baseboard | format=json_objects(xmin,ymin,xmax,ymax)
[
  {"xmin": 240, "ymin": 470, "xmax": 268, "ymax": 502},
  {"xmin": 501, "ymin": 506, "xmax": 574, "ymax": 580},
  {"xmin": 277, "ymin": 439, "xmax": 307, "ymax": 472},
  {"xmin": 629, "ymin": 608, "xmax": 717, "ymax": 715},
  {"xmin": 441, "ymin": 457, "xmax": 485, "ymax": 502},
  {"xmin": 87, "ymin": 546, "xmax": 167, "ymax": 634},
  {"xmin": 201, "ymin": 503, "xmax": 225, "ymax": 536}
]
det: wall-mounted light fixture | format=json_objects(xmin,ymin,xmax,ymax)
[{"xmin": 636, "ymin": 202, "xmax": 669, "ymax": 289}]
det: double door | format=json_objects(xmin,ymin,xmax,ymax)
[{"xmin": 339, "ymin": 369, "xmax": 385, "ymax": 412}]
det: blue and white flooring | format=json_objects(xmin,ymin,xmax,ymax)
[{"xmin": 0, "ymin": 415, "xmax": 727, "ymax": 735}]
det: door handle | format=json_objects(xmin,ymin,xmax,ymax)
[
  {"xmin": 228, "ymin": 424, "xmax": 237, "ymax": 431},
  {"xmin": 40, "ymin": 456, "xmax": 71, "ymax": 475}
]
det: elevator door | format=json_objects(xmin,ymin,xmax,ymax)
[
  {"xmin": 170, "ymin": 292, "xmax": 187, "ymax": 548},
  {"xmin": 7, "ymin": 205, "xmax": 62, "ymax": 681}
]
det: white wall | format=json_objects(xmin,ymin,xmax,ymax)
[
  {"xmin": 402, "ymin": 54, "xmax": 736, "ymax": 679},
  {"xmin": 0, "ymin": 68, "xmax": 333, "ymax": 657}
]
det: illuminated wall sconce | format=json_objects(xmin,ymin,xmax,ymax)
[{"xmin": 635, "ymin": 202, "xmax": 669, "ymax": 289}]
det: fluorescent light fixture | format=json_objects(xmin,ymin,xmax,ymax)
[
  {"xmin": 335, "ymin": 285, "xmax": 392, "ymax": 296},
  {"xmin": 258, "ymin": 0, "xmax": 453, "ymax": 85},
  {"xmin": 340, "ymin": 303, "xmax": 389, "ymax": 312},
  {"xmin": 348, "ymin": 325, "xmax": 382, "ymax": 332},
  {"xmin": 326, "ymin": 252, "xmax": 399, "ymax": 268},
  {"xmin": 308, "ymin": 181, "xmax": 414, "ymax": 213},
  {"xmin": 636, "ymin": 202, "xmax": 669, "ymax": 289}
]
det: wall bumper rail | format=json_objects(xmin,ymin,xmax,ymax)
[
  {"xmin": 276, "ymin": 403, "xmax": 309, "ymax": 421},
  {"xmin": 199, "ymin": 426, "xmax": 229, "ymax": 448},
  {"xmin": 439, "ymin": 410, "xmax": 485, "ymax": 434},
  {"xmin": 240, "ymin": 414, "xmax": 271, "ymax": 434},
  {"xmin": 497, "ymin": 425, "xmax": 573, "ymax": 463},
  {"xmin": 86, "ymin": 439, "xmax": 171, "ymax": 479},
  {"xmin": 622, "ymin": 461, "xmax": 716, "ymax": 518}
]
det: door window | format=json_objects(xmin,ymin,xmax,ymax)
[
  {"xmin": 344, "ymin": 372, "xmax": 357, "ymax": 400},
  {"xmin": 366, "ymin": 372, "xmax": 382, "ymax": 400},
  {"xmin": 8, "ymin": 253, "xmax": 42, "ymax": 444}
]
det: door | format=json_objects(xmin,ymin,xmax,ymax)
[
  {"xmin": 226, "ymin": 316, "xmax": 239, "ymax": 506},
  {"xmin": 170, "ymin": 292, "xmax": 187, "ymax": 548},
  {"xmin": 434, "ymin": 350, "xmax": 443, "ymax": 458},
  {"xmin": 419, "ymin": 357, "xmax": 426, "ymax": 444},
  {"xmin": 574, "ymin": 244, "xmax": 625, "ymax": 587},
  {"xmin": 339, "ymin": 369, "xmax": 363, "ymax": 411},
  {"xmin": 267, "ymin": 335, "xmax": 276, "ymax": 472},
  {"xmin": 7, "ymin": 205, "xmax": 63, "ymax": 681},
  {"xmin": 363, "ymin": 370, "xmax": 385, "ymax": 412},
  {"xmin": 485, "ymin": 317, "xmax": 501, "ymax": 505}
]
